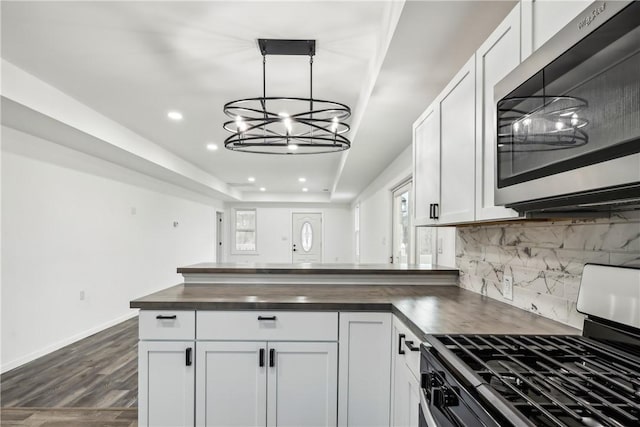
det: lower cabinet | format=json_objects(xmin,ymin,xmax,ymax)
[
  {"xmin": 391, "ymin": 317, "xmax": 422, "ymax": 427},
  {"xmin": 138, "ymin": 341, "xmax": 195, "ymax": 427},
  {"xmin": 138, "ymin": 310, "xmax": 395, "ymax": 427},
  {"xmin": 196, "ymin": 341, "xmax": 338, "ymax": 427},
  {"xmin": 338, "ymin": 312, "xmax": 392, "ymax": 427}
]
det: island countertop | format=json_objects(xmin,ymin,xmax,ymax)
[
  {"xmin": 130, "ymin": 284, "xmax": 579, "ymax": 337},
  {"xmin": 177, "ymin": 262, "xmax": 459, "ymax": 275}
]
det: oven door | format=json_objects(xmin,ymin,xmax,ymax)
[{"xmin": 421, "ymin": 349, "xmax": 503, "ymax": 427}]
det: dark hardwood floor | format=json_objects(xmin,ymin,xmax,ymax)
[{"xmin": 1, "ymin": 317, "xmax": 138, "ymax": 426}]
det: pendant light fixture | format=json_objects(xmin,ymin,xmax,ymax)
[{"xmin": 223, "ymin": 39, "xmax": 351, "ymax": 154}]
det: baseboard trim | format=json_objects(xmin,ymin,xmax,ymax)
[{"xmin": 1, "ymin": 311, "xmax": 138, "ymax": 374}]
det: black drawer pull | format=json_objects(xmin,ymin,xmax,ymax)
[
  {"xmin": 269, "ymin": 348, "xmax": 275, "ymax": 367},
  {"xmin": 185, "ymin": 347, "xmax": 192, "ymax": 366},
  {"xmin": 259, "ymin": 348, "xmax": 265, "ymax": 367},
  {"xmin": 258, "ymin": 316, "xmax": 277, "ymax": 321},
  {"xmin": 398, "ymin": 334, "xmax": 406, "ymax": 355},
  {"xmin": 156, "ymin": 315, "xmax": 177, "ymax": 320},
  {"xmin": 404, "ymin": 340, "xmax": 420, "ymax": 352}
]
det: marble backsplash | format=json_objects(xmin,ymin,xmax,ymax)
[{"xmin": 456, "ymin": 211, "xmax": 640, "ymax": 329}]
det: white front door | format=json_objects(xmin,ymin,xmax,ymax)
[{"xmin": 291, "ymin": 213, "xmax": 322, "ymax": 263}]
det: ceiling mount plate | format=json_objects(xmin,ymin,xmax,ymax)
[{"xmin": 258, "ymin": 39, "xmax": 316, "ymax": 56}]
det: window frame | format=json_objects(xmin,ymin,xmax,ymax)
[{"xmin": 232, "ymin": 208, "xmax": 258, "ymax": 254}]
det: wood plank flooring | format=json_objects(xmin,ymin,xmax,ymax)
[{"xmin": 1, "ymin": 317, "xmax": 139, "ymax": 425}]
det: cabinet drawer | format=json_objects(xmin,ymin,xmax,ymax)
[
  {"xmin": 197, "ymin": 311, "xmax": 338, "ymax": 341},
  {"xmin": 139, "ymin": 310, "xmax": 195, "ymax": 340}
]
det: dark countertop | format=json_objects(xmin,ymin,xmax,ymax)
[
  {"xmin": 130, "ymin": 284, "xmax": 579, "ymax": 338},
  {"xmin": 177, "ymin": 262, "xmax": 459, "ymax": 275}
]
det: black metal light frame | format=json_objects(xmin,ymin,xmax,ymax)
[{"xmin": 223, "ymin": 39, "xmax": 351, "ymax": 154}]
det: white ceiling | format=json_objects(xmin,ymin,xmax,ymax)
[{"xmin": 1, "ymin": 0, "xmax": 515, "ymax": 203}]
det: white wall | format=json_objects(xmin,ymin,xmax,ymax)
[
  {"xmin": 1, "ymin": 126, "xmax": 222, "ymax": 372},
  {"xmin": 352, "ymin": 146, "xmax": 411, "ymax": 264},
  {"xmin": 224, "ymin": 203, "xmax": 353, "ymax": 264}
]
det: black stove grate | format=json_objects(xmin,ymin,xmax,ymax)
[{"xmin": 435, "ymin": 334, "xmax": 640, "ymax": 427}]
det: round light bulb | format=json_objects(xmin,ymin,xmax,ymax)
[
  {"xmin": 167, "ymin": 111, "xmax": 183, "ymax": 121},
  {"xmin": 288, "ymin": 144, "xmax": 299, "ymax": 151}
]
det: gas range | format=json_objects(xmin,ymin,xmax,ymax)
[{"xmin": 419, "ymin": 264, "xmax": 640, "ymax": 427}]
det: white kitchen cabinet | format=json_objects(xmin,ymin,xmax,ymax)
[
  {"xmin": 438, "ymin": 54, "xmax": 476, "ymax": 224},
  {"xmin": 138, "ymin": 341, "xmax": 195, "ymax": 427},
  {"xmin": 413, "ymin": 54, "xmax": 476, "ymax": 226},
  {"xmin": 196, "ymin": 341, "xmax": 267, "ymax": 427},
  {"xmin": 413, "ymin": 102, "xmax": 440, "ymax": 225},
  {"xmin": 474, "ymin": 3, "xmax": 522, "ymax": 221},
  {"xmin": 196, "ymin": 341, "xmax": 337, "ymax": 427},
  {"xmin": 338, "ymin": 312, "xmax": 392, "ymax": 427},
  {"xmin": 267, "ymin": 342, "xmax": 338, "ymax": 427},
  {"xmin": 391, "ymin": 318, "xmax": 422, "ymax": 427}
]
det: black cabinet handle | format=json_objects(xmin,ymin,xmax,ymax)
[
  {"xmin": 156, "ymin": 315, "xmax": 177, "ymax": 320},
  {"xmin": 404, "ymin": 340, "xmax": 420, "ymax": 352},
  {"xmin": 185, "ymin": 347, "xmax": 192, "ymax": 366},
  {"xmin": 398, "ymin": 333, "xmax": 406, "ymax": 355},
  {"xmin": 428, "ymin": 204, "xmax": 434, "ymax": 219},
  {"xmin": 433, "ymin": 203, "xmax": 439, "ymax": 220},
  {"xmin": 259, "ymin": 348, "xmax": 265, "ymax": 367},
  {"xmin": 258, "ymin": 316, "xmax": 277, "ymax": 321},
  {"xmin": 269, "ymin": 348, "xmax": 275, "ymax": 367}
]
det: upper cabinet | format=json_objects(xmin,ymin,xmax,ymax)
[
  {"xmin": 439, "ymin": 55, "xmax": 477, "ymax": 224},
  {"xmin": 413, "ymin": 103, "xmax": 440, "ymax": 225},
  {"xmin": 474, "ymin": 4, "xmax": 522, "ymax": 221},
  {"xmin": 413, "ymin": 55, "xmax": 476, "ymax": 226},
  {"xmin": 414, "ymin": 2, "xmax": 529, "ymax": 226}
]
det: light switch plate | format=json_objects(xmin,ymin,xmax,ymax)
[{"xmin": 503, "ymin": 276, "xmax": 513, "ymax": 300}]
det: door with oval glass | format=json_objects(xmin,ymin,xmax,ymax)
[{"xmin": 292, "ymin": 213, "xmax": 322, "ymax": 263}]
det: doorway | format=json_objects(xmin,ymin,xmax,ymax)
[
  {"xmin": 391, "ymin": 181, "xmax": 412, "ymax": 264},
  {"xmin": 216, "ymin": 212, "xmax": 224, "ymax": 263},
  {"xmin": 292, "ymin": 213, "xmax": 322, "ymax": 263}
]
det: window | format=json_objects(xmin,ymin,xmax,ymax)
[{"xmin": 234, "ymin": 209, "xmax": 257, "ymax": 252}]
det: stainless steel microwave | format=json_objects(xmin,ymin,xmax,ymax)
[{"xmin": 494, "ymin": 0, "xmax": 640, "ymax": 214}]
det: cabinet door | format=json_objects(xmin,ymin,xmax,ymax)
[
  {"xmin": 338, "ymin": 312, "xmax": 392, "ymax": 427},
  {"xmin": 475, "ymin": 4, "xmax": 522, "ymax": 221},
  {"xmin": 138, "ymin": 341, "xmax": 195, "ymax": 427},
  {"xmin": 438, "ymin": 54, "xmax": 476, "ymax": 224},
  {"xmin": 196, "ymin": 341, "xmax": 267, "ymax": 427},
  {"xmin": 391, "ymin": 325, "xmax": 408, "ymax": 427},
  {"xmin": 413, "ymin": 102, "xmax": 440, "ymax": 226},
  {"xmin": 267, "ymin": 342, "xmax": 338, "ymax": 427}
]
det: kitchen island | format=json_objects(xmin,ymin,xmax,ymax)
[{"xmin": 131, "ymin": 264, "xmax": 578, "ymax": 427}]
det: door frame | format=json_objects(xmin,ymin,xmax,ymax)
[
  {"xmin": 215, "ymin": 211, "xmax": 224, "ymax": 263},
  {"xmin": 290, "ymin": 211, "xmax": 324, "ymax": 263},
  {"xmin": 390, "ymin": 178, "xmax": 413, "ymax": 264}
]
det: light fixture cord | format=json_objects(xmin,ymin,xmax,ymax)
[
  {"xmin": 263, "ymin": 55, "xmax": 267, "ymax": 144},
  {"xmin": 310, "ymin": 55, "xmax": 314, "ymax": 139}
]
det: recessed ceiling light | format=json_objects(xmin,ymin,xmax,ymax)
[
  {"xmin": 167, "ymin": 111, "xmax": 183, "ymax": 121},
  {"xmin": 298, "ymin": 177, "xmax": 306, "ymax": 182},
  {"xmin": 260, "ymin": 187, "xmax": 266, "ymax": 192},
  {"xmin": 206, "ymin": 143, "xmax": 218, "ymax": 151},
  {"xmin": 248, "ymin": 177, "xmax": 256, "ymax": 182},
  {"xmin": 302, "ymin": 188, "xmax": 308, "ymax": 192}
]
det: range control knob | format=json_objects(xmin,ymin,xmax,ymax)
[{"xmin": 432, "ymin": 386, "xmax": 459, "ymax": 408}]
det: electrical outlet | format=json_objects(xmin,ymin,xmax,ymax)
[
  {"xmin": 79, "ymin": 290, "xmax": 86, "ymax": 301},
  {"xmin": 502, "ymin": 276, "xmax": 513, "ymax": 301}
]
